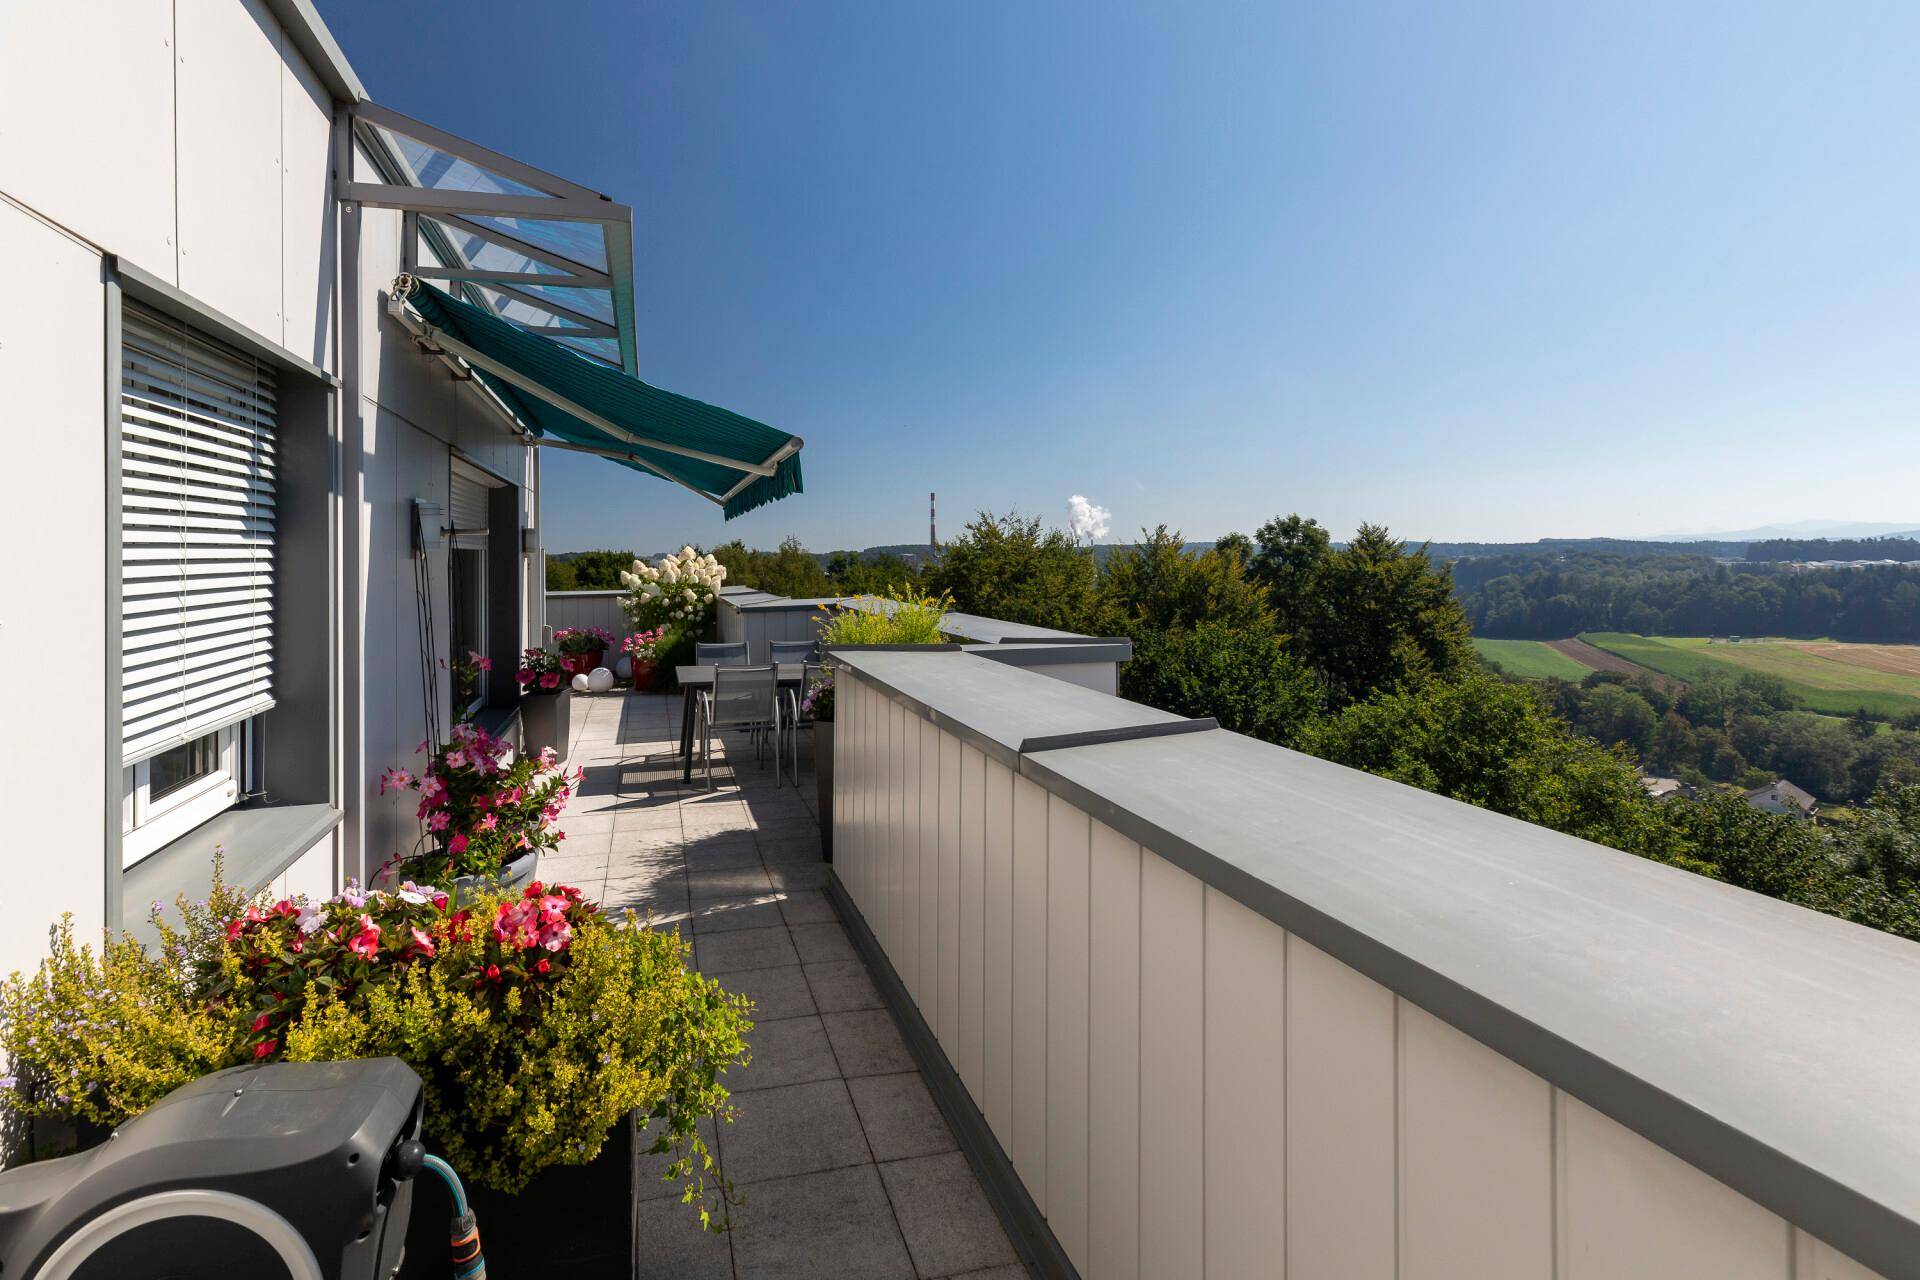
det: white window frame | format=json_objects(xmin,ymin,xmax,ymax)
[
  {"xmin": 450, "ymin": 545, "xmax": 489, "ymax": 717},
  {"xmin": 121, "ymin": 723, "xmax": 242, "ymax": 868}
]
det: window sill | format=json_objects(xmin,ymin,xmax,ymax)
[
  {"xmin": 124, "ymin": 801, "xmax": 343, "ymax": 943},
  {"xmin": 471, "ymin": 702, "xmax": 523, "ymax": 741}
]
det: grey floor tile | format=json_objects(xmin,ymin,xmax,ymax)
[
  {"xmin": 691, "ymin": 899, "xmax": 790, "ymax": 935},
  {"xmin": 729, "ymin": 1165, "xmax": 915, "ymax": 1280},
  {"xmin": 714, "ymin": 963, "xmax": 816, "ymax": 1021},
  {"xmin": 943, "ymin": 1266, "xmax": 1029, "ymax": 1280},
  {"xmin": 689, "ymin": 866, "xmax": 775, "ymax": 900},
  {"xmin": 777, "ymin": 890, "xmax": 838, "ymax": 925},
  {"xmin": 695, "ymin": 925, "xmax": 800, "ymax": 975},
  {"xmin": 821, "ymin": 1008, "xmax": 915, "ymax": 1077},
  {"xmin": 789, "ymin": 920, "xmax": 857, "ymax": 964},
  {"xmin": 733, "ymin": 1015, "xmax": 841, "ymax": 1093},
  {"xmin": 759, "ymin": 835, "xmax": 824, "ymax": 864},
  {"xmin": 768, "ymin": 862, "xmax": 832, "ymax": 892},
  {"xmin": 552, "ymin": 829, "xmax": 612, "ymax": 858},
  {"xmin": 633, "ymin": 1194, "xmax": 734, "ymax": 1280},
  {"xmin": 635, "ymin": 1115, "xmax": 720, "ymax": 1203},
  {"xmin": 721, "ymin": 1079, "xmax": 871, "ymax": 1184},
  {"xmin": 878, "ymin": 1152, "xmax": 1019, "ymax": 1278},
  {"xmin": 554, "ymin": 811, "xmax": 617, "ymax": 835},
  {"xmin": 848, "ymin": 1072, "xmax": 958, "ymax": 1162},
  {"xmin": 803, "ymin": 960, "xmax": 882, "ymax": 1013},
  {"xmin": 540, "ymin": 852, "xmax": 610, "ymax": 885},
  {"xmin": 681, "ymin": 838, "xmax": 764, "ymax": 871}
]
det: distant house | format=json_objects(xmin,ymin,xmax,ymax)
[
  {"xmin": 1640, "ymin": 775, "xmax": 1695, "ymax": 800},
  {"xmin": 1743, "ymin": 779, "xmax": 1820, "ymax": 821}
]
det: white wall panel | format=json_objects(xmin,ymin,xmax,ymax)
[
  {"xmin": 1087, "ymin": 821, "xmax": 1141, "ymax": 1280},
  {"xmin": 937, "ymin": 729, "xmax": 962, "ymax": 1051},
  {"xmin": 1796, "ymin": 1234, "xmax": 1888, "ymax": 1280},
  {"xmin": 917, "ymin": 719, "xmax": 940, "ymax": 1019},
  {"xmin": 1044, "ymin": 797, "xmax": 1091, "ymax": 1271},
  {"xmin": 177, "ymin": 0, "xmax": 284, "ymax": 338},
  {"xmin": 0, "ymin": 0, "xmax": 176, "ymax": 273},
  {"xmin": 1138, "ymin": 852, "xmax": 1204, "ymax": 1278},
  {"xmin": 1398, "ymin": 1001, "xmax": 1551, "ymax": 1280},
  {"xmin": 1559, "ymin": 1093, "xmax": 1791, "ymax": 1280},
  {"xmin": 1010, "ymin": 772, "xmax": 1050, "ymax": 1206},
  {"xmin": 958, "ymin": 744, "xmax": 987, "ymax": 1097},
  {"xmin": 1203, "ymin": 888, "xmax": 1287, "ymax": 1280},
  {"xmin": 0, "ymin": 206, "xmax": 108, "ymax": 982},
  {"xmin": 1286, "ymin": 935, "xmax": 1395, "ymax": 1280},
  {"xmin": 280, "ymin": 45, "xmax": 334, "ymax": 370},
  {"xmin": 982, "ymin": 756, "xmax": 1016, "ymax": 1150},
  {"xmin": 899, "ymin": 702, "xmax": 923, "ymax": 1004},
  {"xmin": 888, "ymin": 699, "xmax": 906, "ymax": 965}
]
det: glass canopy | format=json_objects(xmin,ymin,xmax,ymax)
[{"xmin": 343, "ymin": 102, "xmax": 638, "ymax": 373}]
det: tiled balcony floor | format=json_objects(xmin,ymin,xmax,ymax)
[{"xmin": 553, "ymin": 691, "xmax": 1024, "ymax": 1280}]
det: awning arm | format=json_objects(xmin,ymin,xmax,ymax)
[
  {"xmin": 721, "ymin": 437, "xmax": 805, "ymax": 502},
  {"xmin": 394, "ymin": 309, "xmax": 781, "ymax": 478},
  {"xmin": 534, "ymin": 439, "xmax": 725, "ymax": 508}
]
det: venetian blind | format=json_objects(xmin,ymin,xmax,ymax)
[{"xmin": 119, "ymin": 304, "xmax": 277, "ymax": 765}]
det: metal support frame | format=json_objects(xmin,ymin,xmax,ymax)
[{"xmin": 338, "ymin": 99, "xmax": 638, "ymax": 373}]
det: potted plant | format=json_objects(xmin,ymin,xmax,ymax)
[
  {"xmin": 620, "ymin": 547, "xmax": 726, "ymax": 673},
  {"xmin": 516, "ymin": 645, "xmax": 570, "ymax": 761},
  {"xmin": 378, "ymin": 721, "xmax": 580, "ymax": 901},
  {"xmin": 801, "ymin": 670, "xmax": 835, "ymax": 860},
  {"xmin": 622, "ymin": 626, "xmax": 672, "ymax": 692},
  {"xmin": 554, "ymin": 626, "xmax": 616, "ymax": 677},
  {"xmin": 0, "ymin": 871, "xmax": 751, "ymax": 1274}
]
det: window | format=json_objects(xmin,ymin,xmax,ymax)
[
  {"xmin": 121, "ymin": 725, "xmax": 243, "ymax": 866},
  {"xmin": 448, "ymin": 456, "xmax": 501, "ymax": 711},
  {"xmin": 118, "ymin": 303, "xmax": 276, "ymax": 862}
]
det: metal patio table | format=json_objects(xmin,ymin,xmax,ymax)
[{"xmin": 675, "ymin": 663, "xmax": 808, "ymax": 782}]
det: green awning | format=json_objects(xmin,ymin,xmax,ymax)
[{"xmin": 403, "ymin": 282, "xmax": 803, "ymax": 518}]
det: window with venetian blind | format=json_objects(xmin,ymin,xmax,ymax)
[{"xmin": 119, "ymin": 304, "xmax": 278, "ymax": 766}]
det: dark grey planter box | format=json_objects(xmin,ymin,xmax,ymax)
[
  {"xmin": 520, "ymin": 687, "xmax": 570, "ymax": 764},
  {"xmin": 815, "ymin": 720, "xmax": 833, "ymax": 862}
]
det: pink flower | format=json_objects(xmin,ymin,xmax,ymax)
[
  {"xmin": 445, "ymin": 749, "xmax": 469, "ymax": 770},
  {"xmin": 539, "ymin": 672, "xmax": 561, "ymax": 690},
  {"xmin": 410, "ymin": 926, "xmax": 437, "ymax": 957},
  {"xmin": 428, "ymin": 812, "xmax": 451, "ymax": 832},
  {"xmin": 492, "ymin": 899, "xmax": 541, "ymax": 950},
  {"xmin": 538, "ymin": 746, "xmax": 559, "ymax": 768},
  {"xmin": 538, "ymin": 919, "xmax": 573, "ymax": 952},
  {"xmin": 517, "ymin": 668, "xmax": 537, "ymax": 685},
  {"xmin": 430, "ymin": 891, "xmax": 449, "ymax": 911},
  {"xmin": 478, "ymin": 813, "xmax": 499, "ymax": 831},
  {"xmin": 226, "ymin": 919, "xmax": 245, "ymax": 941},
  {"xmin": 448, "ymin": 833, "xmax": 469, "ymax": 854},
  {"xmin": 347, "ymin": 915, "xmax": 381, "ymax": 958},
  {"xmin": 468, "ymin": 650, "xmax": 493, "ymax": 672}
]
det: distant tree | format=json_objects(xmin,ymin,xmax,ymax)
[
  {"xmin": 710, "ymin": 537, "xmax": 837, "ymax": 598},
  {"xmin": 1300, "ymin": 524, "xmax": 1476, "ymax": 707},
  {"xmin": 545, "ymin": 558, "xmax": 578, "ymax": 591},
  {"xmin": 1098, "ymin": 526, "xmax": 1273, "ymax": 634},
  {"xmin": 1213, "ymin": 531, "xmax": 1254, "ymax": 568},
  {"xmin": 562, "ymin": 549, "xmax": 638, "ymax": 590},
  {"xmin": 1581, "ymin": 684, "xmax": 1660, "ymax": 757},
  {"xmin": 925, "ymin": 512, "xmax": 1101, "ymax": 632},
  {"xmin": 1249, "ymin": 514, "xmax": 1333, "ymax": 641},
  {"xmin": 828, "ymin": 550, "xmax": 925, "ymax": 596},
  {"xmin": 1121, "ymin": 621, "xmax": 1320, "ymax": 744}
]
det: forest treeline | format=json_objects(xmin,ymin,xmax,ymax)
[{"xmin": 1457, "ymin": 553, "xmax": 1920, "ymax": 641}]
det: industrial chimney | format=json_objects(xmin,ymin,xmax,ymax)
[{"xmin": 930, "ymin": 492, "xmax": 937, "ymax": 546}]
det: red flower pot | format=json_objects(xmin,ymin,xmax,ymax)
[
  {"xmin": 630, "ymin": 660, "xmax": 657, "ymax": 692},
  {"xmin": 559, "ymin": 648, "xmax": 604, "ymax": 676}
]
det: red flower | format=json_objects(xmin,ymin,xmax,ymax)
[
  {"xmin": 226, "ymin": 919, "xmax": 245, "ymax": 942},
  {"xmin": 484, "ymin": 964, "xmax": 502, "ymax": 982},
  {"xmin": 251, "ymin": 1012, "xmax": 271, "ymax": 1032},
  {"xmin": 525, "ymin": 881, "xmax": 545, "ymax": 899},
  {"xmin": 253, "ymin": 1040, "xmax": 278, "ymax": 1060},
  {"xmin": 535, "ymin": 958, "xmax": 551, "ymax": 975}
]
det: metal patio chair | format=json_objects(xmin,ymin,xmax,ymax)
[
  {"xmin": 696, "ymin": 664, "xmax": 782, "ymax": 789},
  {"xmin": 782, "ymin": 660, "xmax": 826, "ymax": 785},
  {"xmin": 695, "ymin": 640, "xmax": 750, "ymax": 667}
]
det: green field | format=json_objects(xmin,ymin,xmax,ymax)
[
  {"xmin": 1579, "ymin": 633, "xmax": 1920, "ymax": 719},
  {"xmin": 1472, "ymin": 638, "xmax": 1595, "ymax": 680}
]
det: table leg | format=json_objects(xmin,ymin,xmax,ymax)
[{"xmin": 679, "ymin": 686, "xmax": 696, "ymax": 782}]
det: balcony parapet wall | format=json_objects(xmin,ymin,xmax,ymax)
[{"xmin": 830, "ymin": 647, "xmax": 1916, "ymax": 1280}]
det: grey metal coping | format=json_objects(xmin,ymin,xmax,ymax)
[
  {"xmin": 937, "ymin": 611, "xmax": 1083, "ymax": 644},
  {"xmin": 967, "ymin": 639, "xmax": 1133, "ymax": 667},
  {"xmin": 734, "ymin": 596, "xmax": 846, "ymax": 611},
  {"xmin": 834, "ymin": 648, "xmax": 1920, "ymax": 1279},
  {"xmin": 832, "ymin": 650, "xmax": 1184, "ymax": 770},
  {"xmin": 124, "ymin": 802, "xmax": 344, "ymax": 945}
]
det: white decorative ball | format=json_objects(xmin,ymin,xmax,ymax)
[
  {"xmin": 588, "ymin": 666, "xmax": 616, "ymax": 693},
  {"xmin": 570, "ymin": 673, "xmax": 591, "ymax": 692}
]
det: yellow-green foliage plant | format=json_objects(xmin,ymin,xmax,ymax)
[
  {"xmin": 0, "ymin": 870, "xmax": 751, "ymax": 1221},
  {"xmin": 817, "ymin": 585, "xmax": 955, "ymax": 647}
]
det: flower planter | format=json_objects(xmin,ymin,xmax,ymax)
[
  {"xmin": 559, "ymin": 648, "xmax": 604, "ymax": 677},
  {"xmin": 521, "ymin": 686, "xmax": 570, "ymax": 765},
  {"xmin": 449, "ymin": 849, "xmax": 541, "ymax": 907},
  {"xmin": 630, "ymin": 659, "xmax": 657, "ymax": 692},
  {"xmin": 398, "ymin": 1110, "xmax": 635, "ymax": 1278},
  {"xmin": 815, "ymin": 720, "xmax": 834, "ymax": 862}
]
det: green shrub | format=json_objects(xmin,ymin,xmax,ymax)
[
  {"xmin": 0, "ymin": 872, "xmax": 750, "ymax": 1214},
  {"xmin": 818, "ymin": 586, "xmax": 954, "ymax": 647}
]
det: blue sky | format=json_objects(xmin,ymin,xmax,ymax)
[{"xmin": 323, "ymin": 0, "xmax": 1920, "ymax": 552}]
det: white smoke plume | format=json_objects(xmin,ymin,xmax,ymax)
[{"xmin": 1067, "ymin": 494, "xmax": 1112, "ymax": 542}]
